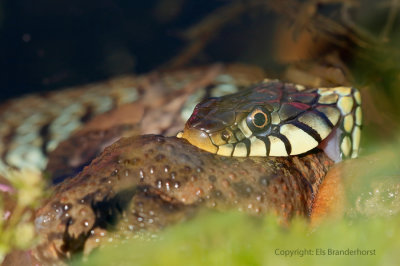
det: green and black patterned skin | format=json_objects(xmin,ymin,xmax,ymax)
[{"xmin": 179, "ymin": 79, "xmax": 361, "ymax": 160}]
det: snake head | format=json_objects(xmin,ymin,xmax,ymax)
[
  {"xmin": 178, "ymin": 97, "xmax": 237, "ymax": 154},
  {"xmin": 179, "ymin": 80, "xmax": 362, "ymax": 161}
]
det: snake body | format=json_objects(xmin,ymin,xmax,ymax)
[
  {"xmin": 0, "ymin": 64, "xmax": 265, "ymax": 175},
  {"xmin": 179, "ymin": 79, "xmax": 362, "ymax": 161}
]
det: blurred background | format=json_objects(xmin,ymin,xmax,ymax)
[
  {"xmin": 1, "ymin": 0, "xmax": 398, "ymax": 102},
  {"xmin": 2, "ymin": 0, "xmax": 274, "ymax": 100}
]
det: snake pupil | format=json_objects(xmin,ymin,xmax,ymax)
[
  {"xmin": 246, "ymin": 106, "xmax": 271, "ymax": 133},
  {"xmin": 253, "ymin": 113, "xmax": 266, "ymax": 127}
]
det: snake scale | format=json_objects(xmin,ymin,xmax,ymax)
[{"xmin": 179, "ymin": 79, "xmax": 361, "ymax": 161}]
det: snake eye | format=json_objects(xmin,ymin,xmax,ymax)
[{"xmin": 246, "ymin": 107, "xmax": 270, "ymax": 132}]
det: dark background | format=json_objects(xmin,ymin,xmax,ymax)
[
  {"xmin": 0, "ymin": 0, "xmax": 282, "ymax": 101},
  {"xmin": 0, "ymin": 0, "xmax": 395, "ymax": 101}
]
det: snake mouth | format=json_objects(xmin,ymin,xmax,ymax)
[{"xmin": 180, "ymin": 126, "xmax": 218, "ymax": 154}]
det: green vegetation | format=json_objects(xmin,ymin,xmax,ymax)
[
  {"xmin": 0, "ymin": 169, "xmax": 46, "ymax": 263},
  {"xmin": 77, "ymin": 211, "xmax": 400, "ymax": 266}
]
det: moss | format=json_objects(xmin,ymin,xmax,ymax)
[{"xmin": 77, "ymin": 210, "xmax": 400, "ymax": 266}]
